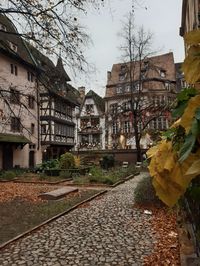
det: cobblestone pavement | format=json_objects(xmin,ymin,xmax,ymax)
[{"xmin": 0, "ymin": 172, "xmax": 156, "ymax": 266}]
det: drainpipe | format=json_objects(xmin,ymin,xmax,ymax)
[{"xmin": 36, "ymin": 77, "xmax": 40, "ymax": 151}]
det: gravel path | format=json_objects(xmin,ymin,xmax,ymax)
[{"xmin": 0, "ymin": 172, "xmax": 156, "ymax": 266}]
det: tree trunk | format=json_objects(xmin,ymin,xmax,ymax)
[{"xmin": 133, "ymin": 113, "xmax": 142, "ymax": 162}]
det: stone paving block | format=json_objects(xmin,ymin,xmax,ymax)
[{"xmin": 38, "ymin": 187, "xmax": 78, "ymax": 200}]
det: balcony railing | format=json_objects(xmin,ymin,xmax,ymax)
[{"xmin": 78, "ymin": 126, "xmax": 102, "ymax": 134}]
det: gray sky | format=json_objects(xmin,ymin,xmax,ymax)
[{"xmin": 70, "ymin": 0, "xmax": 184, "ymax": 97}]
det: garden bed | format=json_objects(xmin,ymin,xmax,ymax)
[
  {"xmin": 71, "ymin": 165, "xmax": 138, "ymax": 186},
  {"xmin": 0, "ymin": 182, "xmax": 101, "ymax": 245}
]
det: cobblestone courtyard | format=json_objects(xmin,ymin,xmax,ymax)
[{"xmin": 0, "ymin": 173, "xmax": 157, "ymax": 266}]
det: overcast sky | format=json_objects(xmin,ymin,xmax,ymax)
[{"xmin": 69, "ymin": 0, "xmax": 184, "ymax": 97}]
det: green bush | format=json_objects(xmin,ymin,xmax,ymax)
[
  {"xmin": 1, "ymin": 171, "xmax": 16, "ymax": 180},
  {"xmin": 36, "ymin": 159, "xmax": 59, "ymax": 172},
  {"xmin": 134, "ymin": 175, "xmax": 162, "ymax": 205},
  {"xmin": 59, "ymin": 170, "xmax": 72, "ymax": 179},
  {"xmin": 100, "ymin": 154, "xmax": 115, "ymax": 170},
  {"xmin": 59, "ymin": 152, "xmax": 75, "ymax": 169}
]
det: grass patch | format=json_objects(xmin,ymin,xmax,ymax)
[{"xmin": 0, "ymin": 189, "xmax": 99, "ymax": 245}]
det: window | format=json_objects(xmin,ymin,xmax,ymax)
[
  {"xmin": 9, "ymin": 41, "xmax": 18, "ymax": 52},
  {"xmin": 28, "ymin": 95, "xmax": 35, "ymax": 109},
  {"xmin": 135, "ymin": 83, "xmax": 141, "ymax": 91},
  {"xmin": 27, "ymin": 71, "xmax": 34, "ymax": 82},
  {"xmin": 124, "ymin": 85, "xmax": 130, "ymax": 93},
  {"xmin": 10, "ymin": 64, "xmax": 18, "ymax": 75},
  {"xmin": 10, "ymin": 64, "xmax": 14, "ymax": 74},
  {"xmin": 123, "ymin": 101, "xmax": 131, "ymax": 111},
  {"xmin": 165, "ymin": 82, "xmax": 170, "ymax": 91},
  {"xmin": 120, "ymin": 65, "xmax": 127, "ymax": 72},
  {"xmin": 29, "ymin": 144, "xmax": 36, "ymax": 149},
  {"xmin": 160, "ymin": 70, "xmax": 166, "ymax": 78},
  {"xmin": 31, "ymin": 123, "xmax": 35, "ymax": 134},
  {"xmin": 85, "ymin": 104, "xmax": 94, "ymax": 114},
  {"xmin": 181, "ymin": 79, "xmax": 187, "ymax": 88},
  {"xmin": 10, "ymin": 89, "xmax": 20, "ymax": 104},
  {"xmin": 11, "ymin": 117, "xmax": 21, "ymax": 132},
  {"xmin": 112, "ymin": 122, "xmax": 118, "ymax": 134},
  {"xmin": 67, "ymin": 106, "xmax": 72, "ymax": 119},
  {"xmin": 41, "ymin": 124, "xmax": 47, "ymax": 134},
  {"xmin": 123, "ymin": 121, "xmax": 130, "ymax": 133},
  {"xmin": 158, "ymin": 117, "xmax": 162, "ymax": 130},
  {"xmin": 116, "ymin": 86, "xmax": 123, "ymax": 94},
  {"xmin": 119, "ymin": 73, "xmax": 127, "ymax": 81},
  {"xmin": 0, "ymin": 23, "xmax": 6, "ymax": 31},
  {"xmin": 110, "ymin": 103, "xmax": 118, "ymax": 114}
]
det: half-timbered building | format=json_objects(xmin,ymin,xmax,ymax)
[
  {"xmin": 28, "ymin": 45, "xmax": 80, "ymax": 160},
  {"xmin": 76, "ymin": 89, "xmax": 105, "ymax": 151}
]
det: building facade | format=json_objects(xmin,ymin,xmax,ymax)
[
  {"xmin": 76, "ymin": 89, "xmax": 105, "ymax": 151},
  {"xmin": 23, "ymin": 42, "xmax": 80, "ymax": 161},
  {"xmin": 105, "ymin": 52, "xmax": 177, "ymax": 150},
  {"xmin": 0, "ymin": 14, "xmax": 42, "ymax": 169},
  {"xmin": 0, "ymin": 14, "xmax": 80, "ymax": 168}
]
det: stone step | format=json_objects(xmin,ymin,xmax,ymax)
[{"xmin": 39, "ymin": 187, "xmax": 78, "ymax": 200}]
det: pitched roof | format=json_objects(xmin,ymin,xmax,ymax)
[
  {"xmin": 0, "ymin": 14, "xmax": 80, "ymax": 105},
  {"xmin": 107, "ymin": 52, "xmax": 176, "ymax": 87},
  {"xmin": 26, "ymin": 43, "xmax": 80, "ymax": 105},
  {"xmin": 85, "ymin": 90, "xmax": 105, "ymax": 113},
  {"xmin": 56, "ymin": 57, "xmax": 71, "ymax": 82},
  {"xmin": 0, "ymin": 14, "xmax": 38, "ymax": 69}
]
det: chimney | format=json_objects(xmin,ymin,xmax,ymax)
[
  {"xmin": 78, "ymin": 86, "xmax": 85, "ymax": 99},
  {"xmin": 107, "ymin": 71, "xmax": 111, "ymax": 81}
]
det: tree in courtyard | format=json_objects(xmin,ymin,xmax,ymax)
[{"xmin": 118, "ymin": 12, "xmax": 175, "ymax": 162}]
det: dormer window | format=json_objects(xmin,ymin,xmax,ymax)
[
  {"xmin": 8, "ymin": 41, "xmax": 18, "ymax": 52},
  {"xmin": 119, "ymin": 73, "xmax": 127, "ymax": 81},
  {"xmin": 160, "ymin": 70, "xmax": 166, "ymax": 78},
  {"xmin": 0, "ymin": 23, "xmax": 6, "ymax": 31},
  {"xmin": 119, "ymin": 65, "xmax": 127, "ymax": 81}
]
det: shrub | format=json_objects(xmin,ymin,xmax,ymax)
[
  {"xmin": 36, "ymin": 159, "xmax": 59, "ymax": 172},
  {"xmin": 59, "ymin": 170, "xmax": 72, "ymax": 179},
  {"xmin": 103, "ymin": 174, "xmax": 118, "ymax": 185},
  {"xmin": 100, "ymin": 154, "xmax": 115, "ymax": 170},
  {"xmin": 134, "ymin": 175, "xmax": 162, "ymax": 205},
  {"xmin": 59, "ymin": 152, "xmax": 75, "ymax": 169},
  {"xmin": 89, "ymin": 166, "xmax": 104, "ymax": 183},
  {"xmin": 1, "ymin": 171, "xmax": 16, "ymax": 180}
]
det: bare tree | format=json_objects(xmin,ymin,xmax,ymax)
[
  {"xmin": 118, "ymin": 12, "xmax": 175, "ymax": 161},
  {"xmin": 0, "ymin": 0, "xmax": 105, "ymax": 71}
]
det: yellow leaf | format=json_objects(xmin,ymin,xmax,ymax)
[
  {"xmin": 171, "ymin": 118, "xmax": 181, "ymax": 128},
  {"xmin": 182, "ymin": 46, "xmax": 200, "ymax": 83},
  {"xmin": 184, "ymin": 29, "xmax": 200, "ymax": 45},
  {"xmin": 180, "ymin": 94, "xmax": 200, "ymax": 133},
  {"xmin": 146, "ymin": 145, "xmax": 158, "ymax": 158},
  {"xmin": 185, "ymin": 159, "xmax": 200, "ymax": 176},
  {"xmin": 148, "ymin": 142, "xmax": 200, "ymax": 207}
]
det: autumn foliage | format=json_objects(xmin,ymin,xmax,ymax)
[{"xmin": 147, "ymin": 29, "xmax": 200, "ymax": 207}]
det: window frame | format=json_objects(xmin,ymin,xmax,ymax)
[{"xmin": 11, "ymin": 117, "xmax": 21, "ymax": 132}]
